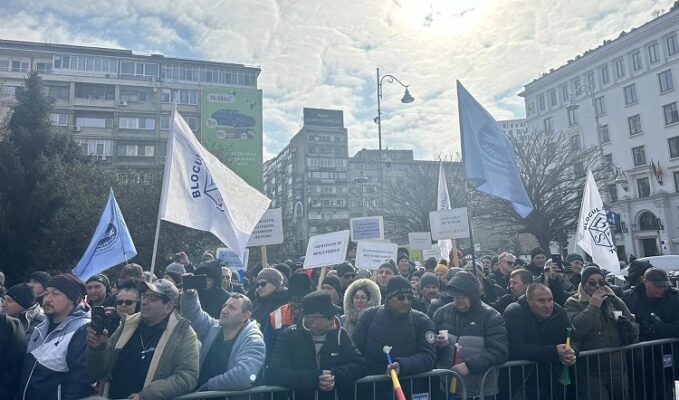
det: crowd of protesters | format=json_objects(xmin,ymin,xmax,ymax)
[{"xmin": 1, "ymin": 247, "xmax": 679, "ymax": 399}]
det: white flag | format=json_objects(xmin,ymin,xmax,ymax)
[
  {"xmin": 576, "ymin": 170, "xmax": 619, "ymax": 273},
  {"xmin": 437, "ymin": 162, "xmax": 453, "ymax": 261},
  {"xmin": 158, "ymin": 109, "xmax": 271, "ymax": 261}
]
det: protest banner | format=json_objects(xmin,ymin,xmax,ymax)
[
  {"xmin": 303, "ymin": 230, "xmax": 350, "ymax": 269},
  {"xmin": 247, "ymin": 208, "xmax": 284, "ymax": 247},
  {"xmin": 429, "ymin": 207, "xmax": 470, "ymax": 240},
  {"xmin": 408, "ymin": 232, "xmax": 433, "ymax": 250},
  {"xmin": 422, "ymin": 244, "xmax": 442, "ymax": 261},
  {"xmin": 355, "ymin": 241, "xmax": 399, "ymax": 270},
  {"xmin": 350, "ymin": 216, "xmax": 384, "ymax": 242},
  {"xmin": 216, "ymin": 247, "xmax": 250, "ymax": 277}
]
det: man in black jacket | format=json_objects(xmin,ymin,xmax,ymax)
[
  {"xmin": 268, "ymin": 291, "xmax": 366, "ymax": 399},
  {"xmin": 353, "ymin": 275, "xmax": 436, "ymax": 398},
  {"xmin": 492, "ymin": 268, "xmax": 533, "ymax": 314},
  {"xmin": 195, "ymin": 260, "xmax": 231, "ymax": 319},
  {"xmin": 0, "ymin": 312, "xmax": 26, "ymax": 399},
  {"xmin": 503, "ymin": 283, "xmax": 575, "ymax": 400},
  {"xmin": 525, "ymin": 247, "xmax": 547, "ymax": 277}
]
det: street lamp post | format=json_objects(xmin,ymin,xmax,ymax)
[
  {"xmin": 375, "ymin": 67, "xmax": 414, "ymax": 209},
  {"xmin": 353, "ymin": 172, "xmax": 369, "ymax": 217}
]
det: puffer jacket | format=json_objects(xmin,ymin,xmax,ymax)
[
  {"xmin": 432, "ymin": 299, "xmax": 508, "ymax": 396},
  {"xmin": 342, "ymin": 279, "xmax": 381, "ymax": 336},
  {"xmin": 19, "ymin": 309, "xmax": 93, "ymax": 400},
  {"xmin": 622, "ymin": 284, "xmax": 679, "ymax": 340}
]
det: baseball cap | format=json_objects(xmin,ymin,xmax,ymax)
[
  {"xmin": 138, "ymin": 279, "xmax": 179, "ymax": 302},
  {"xmin": 644, "ymin": 267, "xmax": 670, "ymax": 287}
]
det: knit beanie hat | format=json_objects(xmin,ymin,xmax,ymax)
[
  {"xmin": 30, "ymin": 271, "xmax": 51, "ymax": 288},
  {"xmin": 163, "ymin": 271, "xmax": 183, "ymax": 288},
  {"xmin": 288, "ymin": 271, "xmax": 313, "ymax": 301},
  {"xmin": 445, "ymin": 271, "xmax": 481, "ymax": 302},
  {"xmin": 530, "ymin": 247, "xmax": 546, "ymax": 260},
  {"xmin": 165, "ymin": 262, "xmax": 187, "ymax": 276},
  {"xmin": 336, "ymin": 262, "xmax": 356, "ymax": 276},
  {"xmin": 322, "ymin": 275, "xmax": 342, "ymax": 294},
  {"xmin": 424, "ymin": 257, "xmax": 438, "ymax": 270},
  {"xmin": 386, "ymin": 275, "xmax": 413, "ymax": 299},
  {"xmin": 420, "ymin": 272, "xmax": 440, "ymax": 289},
  {"xmin": 580, "ymin": 266, "xmax": 604, "ymax": 284},
  {"xmin": 7, "ymin": 283, "xmax": 36, "ymax": 309},
  {"xmin": 195, "ymin": 259, "xmax": 223, "ymax": 283},
  {"xmin": 257, "ymin": 268, "xmax": 284, "ymax": 289},
  {"xmin": 566, "ymin": 253, "xmax": 584, "ymax": 264},
  {"xmin": 47, "ymin": 274, "xmax": 86, "ymax": 306},
  {"xmin": 378, "ymin": 259, "xmax": 398, "ymax": 275},
  {"xmin": 274, "ymin": 263, "xmax": 292, "ymax": 279},
  {"xmin": 86, "ymin": 274, "xmax": 110, "ymax": 290},
  {"xmin": 434, "ymin": 264, "xmax": 449, "ymax": 275},
  {"xmin": 397, "ymin": 253, "xmax": 409, "ymax": 263}
]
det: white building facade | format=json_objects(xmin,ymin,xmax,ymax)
[{"xmin": 521, "ymin": 5, "xmax": 679, "ymax": 258}]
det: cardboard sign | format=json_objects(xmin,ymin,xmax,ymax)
[
  {"xmin": 408, "ymin": 232, "xmax": 433, "ymax": 250},
  {"xmin": 216, "ymin": 247, "xmax": 249, "ymax": 273},
  {"xmin": 422, "ymin": 245, "xmax": 442, "ymax": 261},
  {"xmin": 303, "ymin": 230, "xmax": 350, "ymax": 269},
  {"xmin": 350, "ymin": 216, "xmax": 384, "ymax": 242},
  {"xmin": 355, "ymin": 241, "xmax": 399, "ymax": 270},
  {"xmin": 429, "ymin": 207, "xmax": 470, "ymax": 240},
  {"xmin": 247, "ymin": 208, "xmax": 284, "ymax": 247}
]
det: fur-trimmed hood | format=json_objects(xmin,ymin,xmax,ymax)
[{"xmin": 342, "ymin": 279, "xmax": 381, "ymax": 333}]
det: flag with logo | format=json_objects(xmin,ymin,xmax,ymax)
[
  {"xmin": 575, "ymin": 169, "xmax": 619, "ymax": 273},
  {"xmin": 158, "ymin": 109, "xmax": 271, "ymax": 261},
  {"xmin": 457, "ymin": 81, "xmax": 533, "ymax": 218},
  {"xmin": 437, "ymin": 162, "xmax": 453, "ymax": 261},
  {"xmin": 72, "ymin": 189, "xmax": 137, "ymax": 280}
]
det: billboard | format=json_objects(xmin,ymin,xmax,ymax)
[
  {"xmin": 303, "ymin": 108, "xmax": 343, "ymax": 128},
  {"xmin": 201, "ymin": 87, "xmax": 263, "ymax": 188}
]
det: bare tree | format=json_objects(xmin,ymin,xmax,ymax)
[{"xmin": 472, "ymin": 128, "xmax": 603, "ymax": 251}]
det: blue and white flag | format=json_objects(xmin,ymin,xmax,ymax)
[
  {"xmin": 72, "ymin": 189, "xmax": 137, "ymax": 280},
  {"xmin": 457, "ymin": 81, "xmax": 533, "ymax": 218}
]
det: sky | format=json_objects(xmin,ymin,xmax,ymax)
[{"xmin": 0, "ymin": 0, "xmax": 675, "ymax": 161}]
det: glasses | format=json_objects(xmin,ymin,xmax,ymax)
[
  {"xmin": 141, "ymin": 293, "xmax": 164, "ymax": 302},
  {"xmin": 256, "ymin": 281, "xmax": 269, "ymax": 288},
  {"xmin": 116, "ymin": 299, "xmax": 137, "ymax": 306},
  {"xmin": 395, "ymin": 295, "xmax": 414, "ymax": 302},
  {"xmin": 587, "ymin": 280, "xmax": 607, "ymax": 287}
]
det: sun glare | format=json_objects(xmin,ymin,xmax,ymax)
[{"xmin": 398, "ymin": 0, "xmax": 495, "ymax": 35}]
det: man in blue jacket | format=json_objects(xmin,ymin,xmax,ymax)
[
  {"xmin": 19, "ymin": 273, "xmax": 94, "ymax": 400},
  {"xmin": 181, "ymin": 289, "xmax": 265, "ymax": 392}
]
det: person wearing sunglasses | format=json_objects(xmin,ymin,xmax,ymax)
[
  {"xmin": 488, "ymin": 252, "xmax": 517, "ymax": 290},
  {"xmin": 565, "ymin": 266, "xmax": 638, "ymax": 400},
  {"xmin": 352, "ymin": 275, "xmax": 436, "ymax": 398},
  {"xmin": 336, "ymin": 262, "xmax": 357, "ymax": 294}
]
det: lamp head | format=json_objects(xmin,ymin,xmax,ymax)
[{"xmin": 401, "ymin": 88, "xmax": 414, "ymax": 104}]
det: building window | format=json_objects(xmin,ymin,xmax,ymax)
[
  {"xmin": 161, "ymin": 89, "xmax": 197, "ymax": 105},
  {"xmin": 574, "ymin": 78, "xmax": 582, "ymax": 96},
  {"xmin": 615, "ymin": 58, "xmax": 625, "ymax": 78},
  {"xmin": 53, "ymin": 55, "xmax": 117, "ymax": 74},
  {"xmin": 35, "ymin": 62, "xmax": 52, "ymax": 73},
  {"xmin": 623, "ymin": 84, "xmax": 637, "ymax": 105},
  {"xmin": 603, "ymin": 153, "xmax": 613, "ymax": 166},
  {"xmin": 664, "ymin": 102, "xmax": 679, "ymax": 125},
  {"xmin": 628, "ymin": 114, "xmax": 642, "ymax": 135},
  {"xmin": 649, "ymin": 42, "xmax": 660, "ymax": 64},
  {"xmin": 570, "ymin": 135, "xmax": 581, "ymax": 151},
  {"xmin": 46, "ymin": 85, "xmax": 69, "ymax": 100},
  {"xmin": 119, "ymin": 87, "xmax": 154, "ymax": 103},
  {"xmin": 538, "ymin": 94, "xmax": 546, "ymax": 112},
  {"xmin": 667, "ymin": 34, "xmax": 678, "ymax": 56},
  {"xmin": 49, "ymin": 113, "xmax": 68, "ymax": 126},
  {"xmin": 674, "ymin": 171, "xmax": 679, "ymax": 192},
  {"xmin": 10, "ymin": 60, "xmax": 29, "ymax": 72},
  {"xmin": 561, "ymin": 84, "xmax": 569, "ymax": 102},
  {"xmin": 119, "ymin": 116, "xmax": 156, "ymax": 130},
  {"xmin": 120, "ymin": 61, "xmax": 160, "ymax": 77},
  {"xmin": 608, "ymin": 183, "xmax": 618, "ymax": 202},
  {"xmin": 599, "ymin": 124, "xmax": 610, "ymax": 144},
  {"xmin": 75, "ymin": 113, "xmax": 113, "ymax": 128},
  {"xmin": 586, "ymin": 72, "xmax": 595, "ymax": 90},
  {"xmin": 567, "ymin": 107, "xmax": 578, "ymax": 126},
  {"xmin": 631, "ymin": 50, "xmax": 643, "ymax": 71},
  {"xmin": 77, "ymin": 139, "xmax": 112, "ymax": 156},
  {"xmin": 601, "ymin": 65, "xmax": 610, "ymax": 84},
  {"xmin": 632, "ymin": 145, "xmax": 646, "ymax": 166},
  {"xmin": 658, "ymin": 70, "xmax": 674, "ymax": 93},
  {"xmin": 668, "ymin": 136, "xmax": 679, "ymax": 158},
  {"xmin": 544, "ymin": 117, "xmax": 553, "ymax": 132},
  {"xmin": 550, "ymin": 89, "xmax": 557, "ymax": 106},
  {"xmin": 637, "ymin": 177, "xmax": 651, "ymax": 198},
  {"xmin": 74, "ymin": 83, "xmax": 114, "ymax": 100},
  {"xmin": 594, "ymin": 96, "xmax": 606, "ymax": 115}
]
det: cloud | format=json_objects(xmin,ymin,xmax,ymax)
[{"xmin": 0, "ymin": 0, "xmax": 674, "ymax": 161}]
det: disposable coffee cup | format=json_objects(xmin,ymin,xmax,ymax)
[{"xmin": 613, "ymin": 311, "xmax": 622, "ymax": 320}]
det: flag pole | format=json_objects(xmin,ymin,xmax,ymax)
[
  {"xmin": 464, "ymin": 181, "xmax": 477, "ymax": 266},
  {"xmin": 149, "ymin": 218, "xmax": 162, "ymax": 280}
]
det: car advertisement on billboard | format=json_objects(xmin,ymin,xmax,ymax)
[{"xmin": 201, "ymin": 87, "xmax": 263, "ymax": 188}]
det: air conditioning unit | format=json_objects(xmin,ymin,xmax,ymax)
[
  {"xmin": 118, "ymin": 99, "xmax": 128, "ymax": 106},
  {"xmin": 72, "ymin": 126, "xmax": 81, "ymax": 132}
]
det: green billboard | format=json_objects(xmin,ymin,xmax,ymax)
[{"xmin": 201, "ymin": 87, "xmax": 262, "ymax": 188}]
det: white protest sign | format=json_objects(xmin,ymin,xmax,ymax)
[
  {"xmin": 303, "ymin": 230, "xmax": 350, "ymax": 269},
  {"xmin": 350, "ymin": 216, "xmax": 384, "ymax": 242},
  {"xmin": 247, "ymin": 208, "xmax": 284, "ymax": 247},
  {"xmin": 422, "ymin": 245, "xmax": 442, "ymax": 261},
  {"xmin": 216, "ymin": 247, "xmax": 250, "ymax": 273},
  {"xmin": 355, "ymin": 241, "xmax": 399, "ymax": 270},
  {"xmin": 408, "ymin": 232, "xmax": 433, "ymax": 250},
  {"xmin": 429, "ymin": 207, "xmax": 470, "ymax": 240}
]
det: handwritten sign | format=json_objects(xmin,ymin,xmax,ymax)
[
  {"xmin": 355, "ymin": 241, "xmax": 399, "ymax": 270},
  {"xmin": 408, "ymin": 232, "xmax": 432, "ymax": 250},
  {"xmin": 303, "ymin": 230, "xmax": 350, "ymax": 269},
  {"xmin": 429, "ymin": 208, "xmax": 470, "ymax": 240},
  {"xmin": 350, "ymin": 216, "xmax": 384, "ymax": 242},
  {"xmin": 422, "ymin": 245, "xmax": 442, "ymax": 261},
  {"xmin": 247, "ymin": 208, "xmax": 284, "ymax": 247}
]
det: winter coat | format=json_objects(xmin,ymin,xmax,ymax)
[
  {"xmin": 352, "ymin": 305, "xmax": 436, "ymax": 376},
  {"xmin": 251, "ymin": 288, "xmax": 288, "ymax": 327},
  {"xmin": 525, "ymin": 262, "xmax": 543, "ymax": 277},
  {"xmin": 19, "ymin": 309, "xmax": 93, "ymax": 400},
  {"xmin": 180, "ymin": 290, "xmax": 265, "ymax": 392},
  {"xmin": 341, "ymin": 279, "xmax": 381, "ymax": 337},
  {"xmin": 197, "ymin": 285, "xmax": 231, "ymax": 319},
  {"xmin": 487, "ymin": 270, "xmax": 509, "ymax": 290},
  {"xmin": 481, "ymin": 278, "xmax": 507, "ymax": 305},
  {"xmin": 267, "ymin": 321, "xmax": 367, "ymax": 400},
  {"xmin": 432, "ymin": 300, "xmax": 508, "ymax": 396},
  {"xmin": 535, "ymin": 273, "xmax": 575, "ymax": 305},
  {"xmin": 17, "ymin": 302, "xmax": 46, "ymax": 340},
  {"xmin": 622, "ymin": 284, "xmax": 679, "ymax": 340},
  {"xmin": 491, "ymin": 293, "xmax": 518, "ymax": 314},
  {"xmin": 87, "ymin": 311, "xmax": 199, "ymax": 400},
  {"xmin": 503, "ymin": 296, "xmax": 573, "ymax": 399},
  {"xmin": 427, "ymin": 295, "xmax": 453, "ymax": 318},
  {"xmin": 1, "ymin": 313, "xmax": 26, "ymax": 400}
]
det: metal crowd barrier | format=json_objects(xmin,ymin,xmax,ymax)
[
  {"xmin": 478, "ymin": 338, "xmax": 679, "ymax": 400},
  {"xmin": 174, "ymin": 368, "xmax": 466, "ymax": 399}
]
